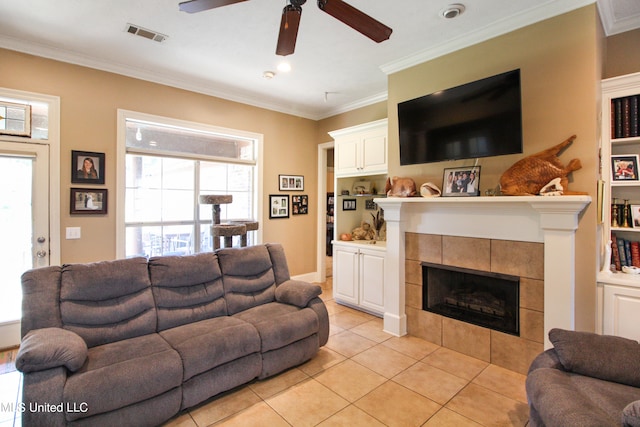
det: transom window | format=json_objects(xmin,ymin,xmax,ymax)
[{"xmin": 120, "ymin": 113, "xmax": 261, "ymax": 258}]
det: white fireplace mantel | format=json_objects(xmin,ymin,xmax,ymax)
[{"xmin": 374, "ymin": 195, "xmax": 591, "ymax": 349}]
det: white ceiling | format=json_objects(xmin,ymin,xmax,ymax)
[{"xmin": 0, "ymin": 0, "xmax": 637, "ymax": 120}]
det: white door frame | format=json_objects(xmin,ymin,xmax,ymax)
[
  {"xmin": 0, "ymin": 88, "xmax": 60, "ymax": 348},
  {"xmin": 317, "ymin": 141, "xmax": 334, "ymax": 283}
]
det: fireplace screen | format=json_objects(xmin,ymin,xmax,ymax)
[{"xmin": 422, "ymin": 262, "xmax": 520, "ymax": 336}]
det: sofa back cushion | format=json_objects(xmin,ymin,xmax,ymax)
[
  {"xmin": 549, "ymin": 328, "xmax": 640, "ymax": 387},
  {"xmin": 266, "ymin": 243, "xmax": 291, "ymax": 285},
  {"xmin": 149, "ymin": 252, "xmax": 227, "ymax": 331},
  {"xmin": 218, "ymin": 245, "xmax": 277, "ymax": 315},
  {"xmin": 60, "ymin": 257, "xmax": 156, "ymax": 347}
]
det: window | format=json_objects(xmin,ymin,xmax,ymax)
[{"xmin": 119, "ymin": 112, "xmax": 262, "ymax": 258}]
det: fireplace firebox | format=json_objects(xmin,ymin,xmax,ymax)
[{"xmin": 422, "ymin": 262, "xmax": 520, "ymax": 336}]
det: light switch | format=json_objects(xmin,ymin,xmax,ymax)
[{"xmin": 66, "ymin": 227, "xmax": 81, "ymax": 240}]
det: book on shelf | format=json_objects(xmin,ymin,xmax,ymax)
[
  {"xmin": 612, "ymin": 95, "xmax": 640, "ymax": 139},
  {"xmin": 611, "ymin": 233, "xmax": 640, "ymax": 271}
]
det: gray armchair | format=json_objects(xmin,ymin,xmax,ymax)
[{"xmin": 526, "ymin": 328, "xmax": 640, "ymax": 426}]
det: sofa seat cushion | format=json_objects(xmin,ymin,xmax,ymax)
[
  {"xmin": 63, "ymin": 333, "xmax": 182, "ymax": 422},
  {"xmin": 526, "ymin": 367, "xmax": 640, "ymax": 427},
  {"xmin": 233, "ymin": 302, "xmax": 319, "ymax": 352},
  {"xmin": 160, "ymin": 316, "xmax": 261, "ymax": 381}
]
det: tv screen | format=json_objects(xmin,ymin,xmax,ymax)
[{"xmin": 398, "ymin": 69, "xmax": 523, "ymax": 165}]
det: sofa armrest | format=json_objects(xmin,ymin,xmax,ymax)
[
  {"xmin": 549, "ymin": 328, "xmax": 640, "ymax": 387},
  {"xmin": 275, "ymin": 280, "xmax": 322, "ymax": 308},
  {"xmin": 623, "ymin": 401, "xmax": 640, "ymax": 427},
  {"xmin": 17, "ymin": 327, "xmax": 88, "ymax": 373},
  {"xmin": 527, "ymin": 348, "xmax": 564, "ymax": 375}
]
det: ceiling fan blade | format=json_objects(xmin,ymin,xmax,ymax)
[
  {"xmin": 317, "ymin": 0, "xmax": 392, "ymax": 43},
  {"xmin": 178, "ymin": 0, "xmax": 248, "ymax": 14},
  {"xmin": 276, "ymin": 5, "xmax": 302, "ymax": 56}
]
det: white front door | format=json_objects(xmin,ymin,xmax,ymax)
[{"xmin": 0, "ymin": 140, "xmax": 49, "ymax": 348}]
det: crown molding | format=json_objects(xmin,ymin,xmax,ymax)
[
  {"xmin": 380, "ymin": 0, "xmax": 596, "ymax": 75},
  {"xmin": 0, "ymin": 35, "xmax": 326, "ymax": 120},
  {"xmin": 316, "ymin": 91, "xmax": 388, "ymax": 120},
  {"xmin": 597, "ymin": 0, "xmax": 640, "ymax": 36}
]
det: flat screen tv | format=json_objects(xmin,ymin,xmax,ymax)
[{"xmin": 398, "ymin": 69, "xmax": 523, "ymax": 165}]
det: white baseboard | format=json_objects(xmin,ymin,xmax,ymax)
[{"xmin": 292, "ymin": 271, "xmax": 320, "ymax": 283}]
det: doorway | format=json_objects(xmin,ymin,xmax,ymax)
[
  {"xmin": 0, "ymin": 141, "xmax": 50, "ymax": 348},
  {"xmin": 317, "ymin": 142, "xmax": 334, "ymax": 283}
]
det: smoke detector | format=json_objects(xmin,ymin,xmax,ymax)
[
  {"xmin": 125, "ymin": 23, "xmax": 168, "ymax": 43},
  {"xmin": 440, "ymin": 4, "xmax": 465, "ymax": 19}
]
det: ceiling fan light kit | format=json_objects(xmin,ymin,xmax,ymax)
[{"xmin": 179, "ymin": 0, "xmax": 392, "ymax": 56}]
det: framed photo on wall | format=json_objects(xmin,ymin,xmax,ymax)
[
  {"xmin": 70, "ymin": 188, "xmax": 108, "ymax": 215},
  {"xmin": 612, "ymin": 155, "xmax": 640, "ymax": 182},
  {"xmin": 442, "ymin": 166, "xmax": 481, "ymax": 197},
  {"xmin": 291, "ymin": 195, "xmax": 308, "ymax": 215},
  {"xmin": 72, "ymin": 150, "xmax": 105, "ymax": 184},
  {"xmin": 342, "ymin": 199, "xmax": 356, "ymax": 211},
  {"xmin": 269, "ymin": 194, "xmax": 289, "ymax": 219},
  {"xmin": 279, "ymin": 174, "xmax": 304, "ymax": 191}
]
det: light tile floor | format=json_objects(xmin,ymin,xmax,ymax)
[
  {"xmin": 0, "ymin": 278, "xmax": 531, "ymax": 427},
  {"xmin": 165, "ymin": 279, "xmax": 530, "ymax": 426}
]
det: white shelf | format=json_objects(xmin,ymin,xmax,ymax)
[
  {"xmin": 612, "ymin": 136, "xmax": 640, "ymax": 146},
  {"xmin": 611, "ymin": 181, "xmax": 640, "ymax": 187},
  {"xmin": 611, "ymin": 227, "xmax": 640, "ymax": 234},
  {"xmin": 598, "ymin": 270, "xmax": 640, "ymax": 289}
]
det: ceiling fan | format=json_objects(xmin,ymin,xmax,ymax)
[{"xmin": 178, "ymin": 0, "xmax": 393, "ymax": 56}]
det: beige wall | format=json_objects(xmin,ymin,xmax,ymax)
[
  {"xmin": 604, "ymin": 28, "xmax": 640, "ymax": 78},
  {"xmin": 385, "ymin": 6, "xmax": 601, "ymax": 331},
  {"xmin": 316, "ymin": 102, "xmax": 387, "ymax": 144},
  {"xmin": 0, "ymin": 49, "xmax": 318, "ymax": 275}
]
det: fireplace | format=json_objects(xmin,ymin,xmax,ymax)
[{"xmin": 422, "ymin": 262, "xmax": 520, "ymax": 336}]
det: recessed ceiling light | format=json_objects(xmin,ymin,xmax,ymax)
[
  {"xmin": 263, "ymin": 71, "xmax": 276, "ymax": 79},
  {"xmin": 441, "ymin": 4, "xmax": 465, "ymax": 19},
  {"xmin": 277, "ymin": 62, "xmax": 291, "ymax": 72}
]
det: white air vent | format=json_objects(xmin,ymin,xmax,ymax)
[{"xmin": 125, "ymin": 24, "xmax": 168, "ymax": 43}]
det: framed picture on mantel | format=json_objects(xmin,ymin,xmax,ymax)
[{"xmin": 442, "ymin": 166, "xmax": 481, "ymax": 196}]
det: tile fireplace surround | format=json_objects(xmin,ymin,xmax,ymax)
[{"xmin": 375, "ymin": 196, "xmax": 591, "ymax": 374}]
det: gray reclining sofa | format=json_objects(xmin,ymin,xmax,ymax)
[
  {"xmin": 526, "ymin": 328, "xmax": 640, "ymax": 426},
  {"xmin": 16, "ymin": 243, "xmax": 329, "ymax": 426}
]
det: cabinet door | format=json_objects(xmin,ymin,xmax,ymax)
[
  {"xmin": 333, "ymin": 246, "xmax": 359, "ymax": 305},
  {"xmin": 359, "ymin": 249, "xmax": 385, "ymax": 314},
  {"xmin": 361, "ymin": 133, "xmax": 387, "ymax": 174},
  {"xmin": 603, "ymin": 284, "xmax": 640, "ymax": 341},
  {"xmin": 335, "ymin": 137, "xmax": 360, "ymax": 176}
]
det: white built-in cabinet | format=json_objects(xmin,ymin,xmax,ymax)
[
  {"xmin": 333, "ymin": 242, "xmax": 385, "ymax": 315},
  {"xmin": 329, "ymin": 119, "xmax": 388, "ymax": 316},
  {"xmin": 332, "ymin": 119, "xmax": 387, "ymax": 177},
  {"xmin": 602, "ymin": 284, "xmax": 640, "ymax": 341},
  {"xmin": 597, "ymin": 72, "xmax": 640, "ymax": 340}
]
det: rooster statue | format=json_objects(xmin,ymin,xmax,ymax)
[{"xmin": 499, "ymin": 135, "xmax": 586, "ymax": 196}]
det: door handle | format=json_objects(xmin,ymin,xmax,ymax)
[{"xmin": 36, "ymin": 250, "xmax": 47, "ymax": 258}]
